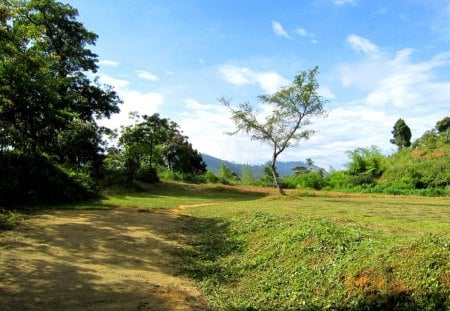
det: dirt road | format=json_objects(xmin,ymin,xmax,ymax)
[{"xmin": 0, "ymin": 208, "xmax": 207, "ymax": 310}]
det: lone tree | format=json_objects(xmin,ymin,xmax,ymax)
[
  {"xmin": 221, "ymin": 66, "xmax": 327, "ymax": 195},
  {"xmin": 390, "ymin": 118, "xmax": 412, "ymax": 150}
]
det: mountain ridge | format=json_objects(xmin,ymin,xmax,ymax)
[{"xmin": 201, "ymin": 154, "xmax": 311, "ymax": 178}]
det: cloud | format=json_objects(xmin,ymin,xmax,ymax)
[
  {"xmin": 177, "ymin": 99, "xmax": 273, "ymax": 164},
  {"xmin": 219, "ymin": 65, "xmax": 290, "ymax": 94},
  {"xmin": 99, "ymin": 59, "xmax": 120, "ymax": 67},
  {"xmin": 295, "ymin": 27, "xmax": 313, "ymax": 37},
  {"xmin": 346, "ymin": 34, "xmax": 379, "ymax": 55},
  {"xmin": 366, "ymin": 50, "xmax": 450, "ymax": 109},
  {"xmin": 95, "ymin": 73, "xmax": 163, "ymax": 130},
  {"xmin": 272, "ymin": 21, "xmax": 292, "ymax": 39},
  {"xmin": 334, "ymin": 41, "xmax": 450, "ymax": 167},
  {"xmin": 333, "ymin": 0, "xmax": 356, "ymax": 6},
  {"xmin": 319, "ymin": 86, "xmax": 336, "ymax": 99},
  {"xmin": 184, "ymin": 98, "xmax": 213, "ymax": 111},
  {"xmin": 136, "ymin": 70, "xmax": 159, "ymax": 81},
  {"xmin": 295, "ymin": 27, "xmax": 317, "ymax": 43},
  {"xmin": 98, "ymin": 73, "xmax": 130, "ymax": 88}
]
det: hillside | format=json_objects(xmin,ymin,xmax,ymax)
[
  {"xmin": 201, "ymin": 154, "xmax": 312, "ymax": 177},
  {"xmin": 380, "ymin": 130, "xmax": 450, "ymax": 190}
]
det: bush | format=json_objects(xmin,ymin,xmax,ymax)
[
  {"xmin": 136, "ymin": 166, "xmax": 159, "ymax": 184},
  {"xmin": 0, "ymin": 151, "xmax": 97, "ymax": 208},
  {"xmin": 283, "ymin": 172, "xmax": 327, "ymax": 190}
]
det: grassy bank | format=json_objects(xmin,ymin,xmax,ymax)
[{"xmin": 180, "ymin": 186, "xmax": 449, "ymax": 310}]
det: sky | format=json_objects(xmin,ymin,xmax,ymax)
[{"xmin": 65, "ymin": 0, "xmax": 450, "ymax": 169}]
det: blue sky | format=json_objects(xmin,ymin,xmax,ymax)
[{"xmin": 65, "ymin": 0, "xmax": 450, "ymax": 168}]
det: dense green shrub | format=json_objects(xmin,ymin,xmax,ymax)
[
  {"xmin": 136, "ymin": 165, "xmax": 159, "ymax": 184},
  {"xmin": 283, "ymin": 172, "xmax": 327, "ymax": 190},
  {"xmin": 0, "ymin": 151, "xmax": 96, "ymax": 208}
]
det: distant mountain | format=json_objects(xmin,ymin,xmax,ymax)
[{"xmin": 201, "ymin": 154, "xmax": 312, "ymax": 178}]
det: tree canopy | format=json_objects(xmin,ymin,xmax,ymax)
[
  {"xmin": 390, "ymin": 118, "xmax": 412, "ymax": 150},
  {"xmin": 0, "ymin": 0, "xmax": 121, "ymax": 161},
  {"xmin": 221, "ymin": 66, "xmax": 327, "ymax": 194}
]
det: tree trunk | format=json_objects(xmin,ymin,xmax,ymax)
[{"xmin": 270, "ymin": 153, "xmax": 286, "ymax": 195}]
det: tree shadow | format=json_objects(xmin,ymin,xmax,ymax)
[
  {"xmin": 0, "ymin": 208, "xmax": 213, "ymax": 310},
  {"xmin": 102, "ymin": 182, "xmax": 269, "ymax": 202}
]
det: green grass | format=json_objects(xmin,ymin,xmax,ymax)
[
  {"xmin": 0, "ymin": 210, "xmax": 22, "ymax": 230},
  {"xmin": 180, "ymin": 187, "xmax": 449, "ymax": 310},
  {"xmin": 3, "ymin": 182, "xmax": 449, "ymax": 309}
]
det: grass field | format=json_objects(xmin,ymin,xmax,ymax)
[
  {"xmin": 96, "ymin": 182, "xmax": 450, "ymax": 310},
  {"xmin": 3, "ymin": 182, "xmax": 449, "ymax": 310}
]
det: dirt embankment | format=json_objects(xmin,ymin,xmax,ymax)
[{"xmin": 0, "ymin": 208, "xmax": 207, "ymax": 311}]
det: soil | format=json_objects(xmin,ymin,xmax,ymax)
[{"xmin": 0, "ymin": 207, "xmax": 208, "ymax": 310}]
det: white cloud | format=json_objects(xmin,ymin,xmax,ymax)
[
  {"xmin": 333, "ymin": 42, "xmax": 450, "ymax": 168},
  {"xmin": 184, "ymin": 98, "xmax": 213, "ymax": 111},
  {"xmin": 319, "ymin": 86, "xmax": 336, "ymax": 99},
  {"xmin": 295, "ymin": 27, "xmax": 313, "ymax": 37},
  {"xmin": 333, "ymin": 0, "xmax": 356, "ymax": 6},
  {"xmin": 95, "ymin": 73, "xmax": 163, "ymax": 130},
  {"xmin": 136, "ymin": 70, "xmax": 159, "ymax": 81},
  {"xmin": 272, "ymin": 21, "xmax": 292, "ymax": 39},
  {"xmin": 98, "ymin": 73, "xmax": 130, "ymax": 88},
  {"xmin": 219, "ymin": 65, "xmax": 290, "ymax": 94},
  {"xmin": 99, "ymin": 59, "xmax": 120, "ymax": 67},
  {"xmin": 177, "ymin": 100, "xmax": 273, "ymax": 164},
  {"xmin": 219, "ymin": 65, "xmax": 252, "ymax": 85},
  {"xmin": 346, "ymin": 34, "xmax": 379, "ymax": 55},
  {"xmin": 295, "ymin": 27, "xmax": 317, "ymax": 44}
]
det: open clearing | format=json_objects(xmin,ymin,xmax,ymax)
[
  {"xmin": 0, "ymin": 208, "xmax": 206, "ymax": 311},
  {"xmin": 1, "ymin": 183, "xmax": 449, "ymax": 310}
]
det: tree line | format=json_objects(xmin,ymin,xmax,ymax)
[
  {"xmin": 0, "ymin": 0, "xmax": 205, "ymax": 207},
  {"xmin": 1, "ymin": 0, "xmax": 448, "ymax": 208}
]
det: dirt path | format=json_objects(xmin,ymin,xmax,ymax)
[{"xmin": 0, "ymin": 208, "xmax": 207, "ymax": 310}]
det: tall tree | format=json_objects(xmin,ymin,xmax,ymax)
[
  {"xmin": 0, "ymin": 0, "xmax": 120, "ymax": 160},
  {"xmin": 118, "ymin": 113, "xmax": 171, "ymax": 183},
  {"xmin": 221, "ymin": 66, "xmax": 327, "ymax": 194},
  {"xmin": 164, "ymin": 130, "xmax": 206, "ymax": 177},
  {"xmin": 390, "ymin": 118, "xmax": 412, "ymax": 150}
]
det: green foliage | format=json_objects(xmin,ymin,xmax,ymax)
[
  {"xmin": 0, "ymin": 0, "xmax": 121, "ymax": 206},
  {"xmin": 346, "ymin": 146, "xmax": 385, "ymax": 186},
  {"xmin": 256, "ymin": 164, "xmax": 276, "ymax": 187},
  {"xmin": 283, "ymin": 171, "xmax": 327, "ymax": 190},
  {"xmin": 241, "ymin": 167, "xmax": 257, "ymax": 185},
  {"xmin": 327, "ymin": 170, "xmax": 351, "ymax": 189},
  {"xmin": 0, "ymin": 210, "xmax": 21, "ymax": 230},
  {"xmin": 380, "ymin": 148, "xmax": 450, "ymax": 190},
  {"xmin": 390, "ymin": 118, "xmax": 412, "ymax": 150},
  {"xmin": 116, "ymin": 113, "xmax": 206, "ymax": 184},
  {"xmin": 435, "ymin": 116, "xmax": 450, "ymax": 133},
  {"xmin": 185, "ymin": 194, "xmax": 449, "ymax": 310},
  {"xmin": 222, "ymin": 66, "xmax": 327, "ymax": 194},
  {"xmin": 204, "ymin": 170, "xmax": 219, "ymax": 183},
  {"xmin": 283, "ymin": 158, "xmax": 328, "ymax": 190},
  {"xmin": 0, "ymin": 0, "xmax": 120, "ymax": 155},
  {"xmin": 0, "ymin": 151, "xmax": 96, "ymax": 208},
  {"xmin": 218, "ymin": 164, "xmax": 240, "ymax": 185}
]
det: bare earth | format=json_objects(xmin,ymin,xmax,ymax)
[{"xmin": 0, "ymin": 208, "xmax": 207, "ymax": 310}]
